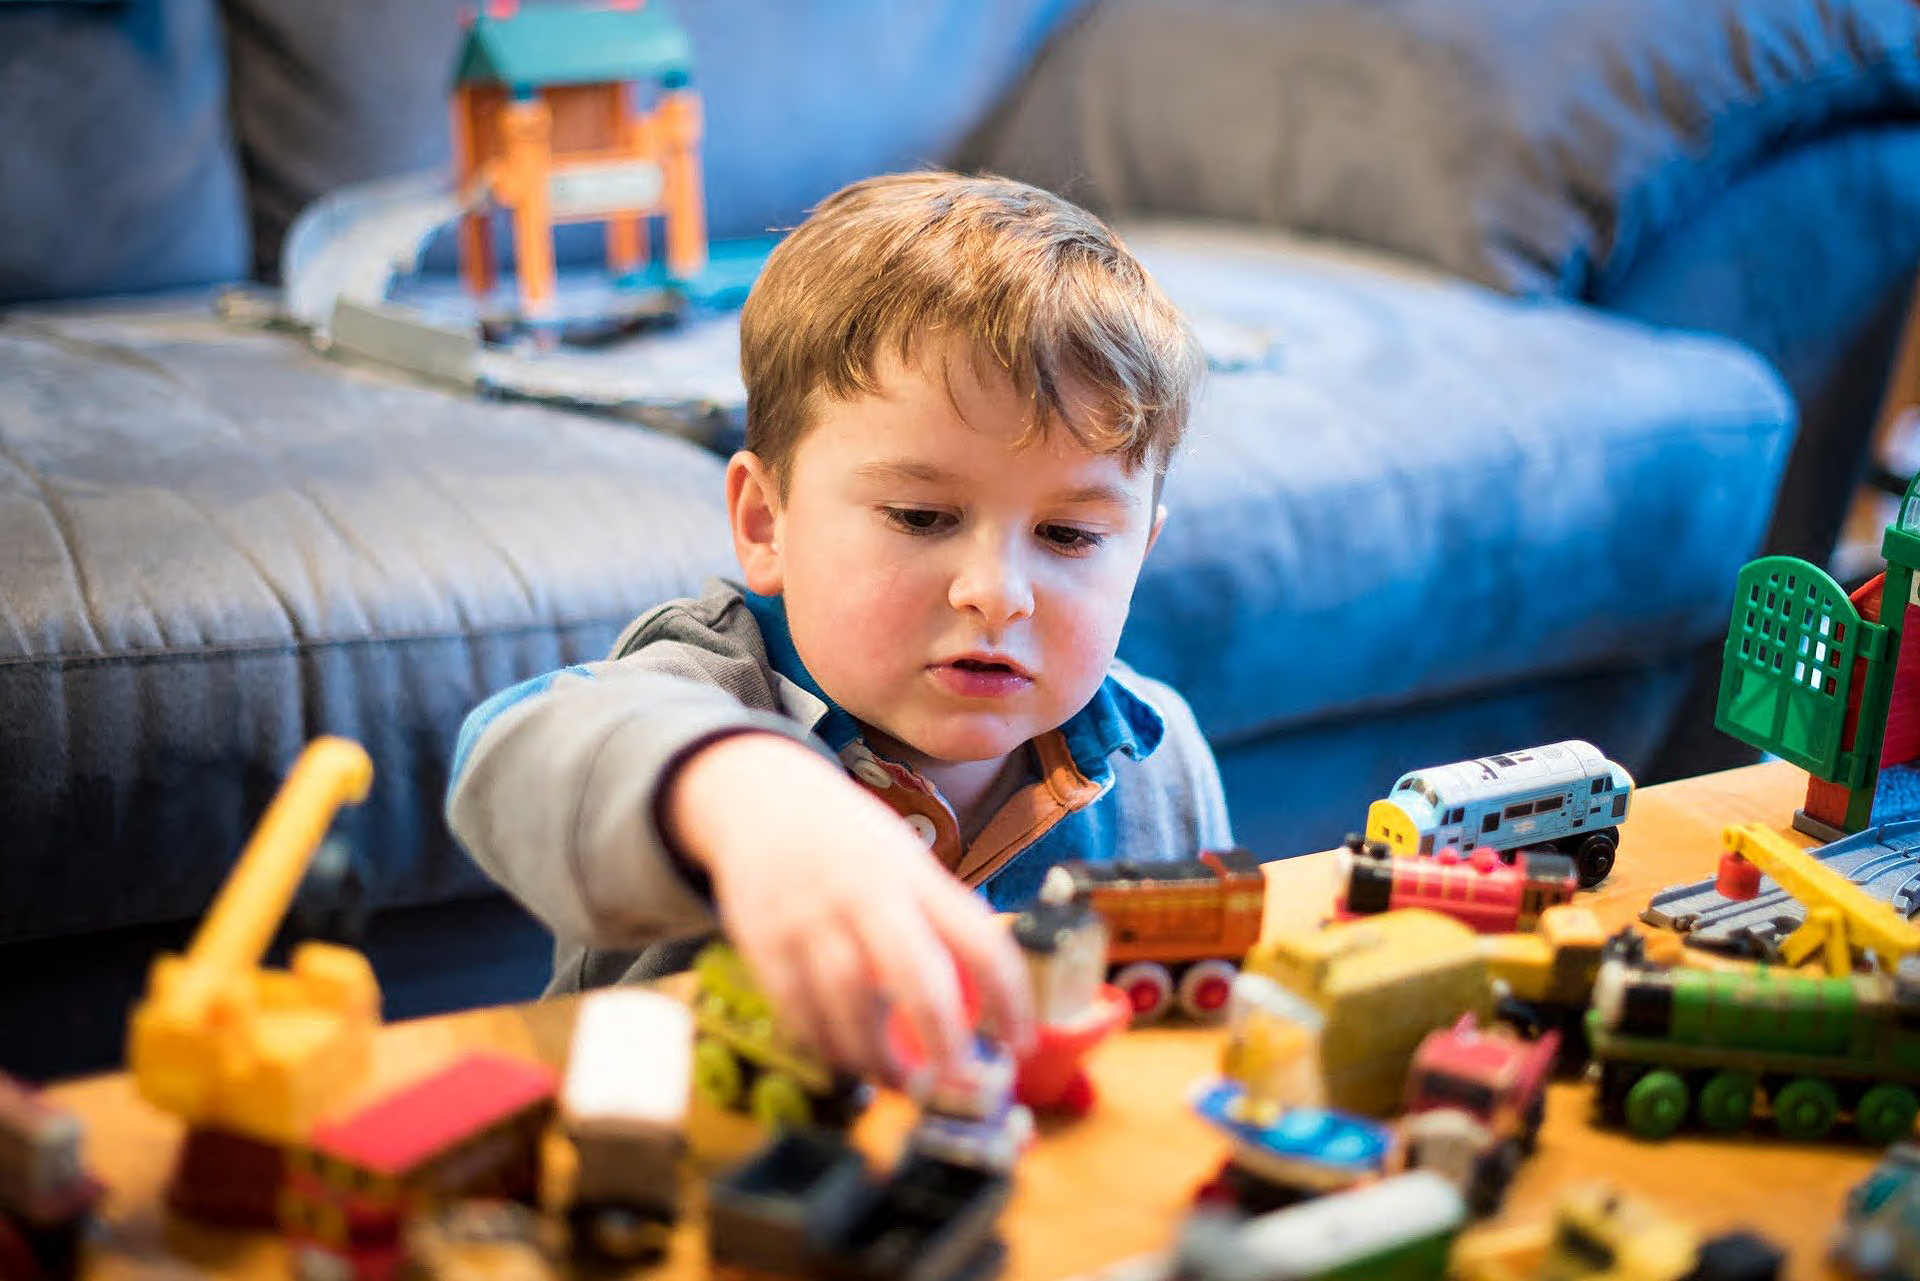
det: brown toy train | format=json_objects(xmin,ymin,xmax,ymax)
[{"xmin": 1054, "ymin": 849, "xmax": 1267, "ymax": 1022}]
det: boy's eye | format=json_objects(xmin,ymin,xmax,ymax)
[
  {"xmin": 1039, "ymin": 524, "xmax": 1104, "ymax": 553},
  {"xmin": 884, "ymin": 507, "xmax": 954, "ymax": 534}
]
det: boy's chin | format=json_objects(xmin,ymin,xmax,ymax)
[{"xmin": 881, "ymin": 716, "xmax": 1032, "ymax": 766}]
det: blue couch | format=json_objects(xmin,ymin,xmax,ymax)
[{"xmin": 3, "ymin": 0, "xmax": 1915, "ymax": 1080}]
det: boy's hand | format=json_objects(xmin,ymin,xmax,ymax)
[{"xmin": 665, "ymin": 732, "xmax": 1035, "ymax": 1085}]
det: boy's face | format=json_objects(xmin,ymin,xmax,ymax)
[{"xmin": 728, "ymin": 342, "xmax": 1165, "ymax": 768}]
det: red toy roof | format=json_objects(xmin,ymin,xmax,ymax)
[{"xmin": 313, "ymin": 1053, "xmax": 556, "ymax": 1177}]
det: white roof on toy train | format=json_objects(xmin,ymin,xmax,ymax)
[{"xmin": 1399, "ymin": 740, "xmax": 1613, "ymax": 807}]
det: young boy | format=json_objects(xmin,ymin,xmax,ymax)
[{"xmin": 447, "ymin": 171, "xmax": 1231, "ymax": 1083}]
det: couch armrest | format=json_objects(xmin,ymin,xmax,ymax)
[{"xmin": 963, "ymin": 0, "xmax": 1920, "ymax": 298}]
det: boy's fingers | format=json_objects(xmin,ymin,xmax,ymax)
[
  {"xmin": 863, "ymin": 908, "xmax": 969, "ymax": 1079},
  {"xmin": 800, "ymin": 926, "xmax": 892, "ymax": 1082},
  {"xmin": 928, "ymin": 882, "xmax": 1036, "ymax": 1055},
  {"xmin": 740, "ymin": 934, "xmax": 829, "ymax": 1063}
]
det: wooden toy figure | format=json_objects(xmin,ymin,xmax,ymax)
[
  {"xmin": 1008, "ymin": 871, "xmax": 1131, "ymax": 1115},
  {"xmin": 0, "ymin": 1073, "xmax": 102, "ymax": 1281},
  {"xmin": 450, "ymin": 0, "xmax": 707, "ymax": 322}
]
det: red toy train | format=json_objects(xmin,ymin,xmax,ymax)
[{"xmin": 1334, "ymin": 836, "xmax": 1578, "ymax": 935}]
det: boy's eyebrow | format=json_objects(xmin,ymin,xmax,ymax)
[
  {"xmin": 854, "ymin": 459, "xmax": 1142, "ymax": 510},
  {"xmin": 854, "ymin": 459, "xmax": 955, "ymax": 486},
  {"xmin": 1049, "ymin": 482, "xmax": 1142, "ymax": 511}
]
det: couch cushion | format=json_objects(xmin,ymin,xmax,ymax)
[
  {"xmin": 1117, "ymin": 221, "xmax": 1795, "ymax": 744},
  {"xmin": 0, "ymin": 0, "xmax": 248, "ymax": 302},
  {"xmin": 963, "ymin": 0, "xmax": 1920, "ymax": 299},
  {"xmin": 0, "ymin": 302, "xmax": 733, "ymax": 943},
  {"xmin": 224, "ymin": 0, "xmax": 1090, "ymax": 277}
]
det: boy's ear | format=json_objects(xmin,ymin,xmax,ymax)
[
  {"xmin": 1144, "ymin": 503, "xmax": 1167, "ymax": 558},
  {"xmin": 726, "ymin": 451, "xmax": 785, "ymax": 595}
]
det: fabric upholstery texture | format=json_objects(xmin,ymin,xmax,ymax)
[
  {"xmin": 1596, "ymin": 125, "xmax": 1920, "ymax": 563},
  {"xmin": 1117, "ymin": 224, "xmax": 1796, "ymax": 740},
  {"xmin": 0, "ymin": 304, "xmax": 734, "ymax": 943},
  {"xmin": 0, "ymin": 0, "xmax": 248, "ymax": 302},
  {"xmin": 964, "ymin": 0, "xmax": 1920, "ymax": 299}
]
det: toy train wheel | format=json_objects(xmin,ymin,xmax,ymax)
[
  {"xmin": 1855, "ymin": 1085, "xmax": 1920, "ymax": 1145},
  {"xmin": 694, "ymin": 1037, "xmax": 745, "ymax": 1111},
  {"xmin": 1176, "ymin": 960, "xmax": 1238, "ymax": 1020},
  {"xmin": 1624, "ymin": 1069, "xmax": 1689, "ymax": 1139},
  {"xmin": 1697, "ymin": 1071, "xmax": 1757, "ymax": 1133},
  {"xmin": 1467, "ymin": 1142, "xmax": 1522, "ymax": 1219},
  {"xmin": 749, "ymin": 1072, "xmax": 814, "ymax": 1131},
  {"xmin": 1772, "ymin": 1077, "xmax": 1840, "ymax": 1141},
  {"xmin": 1568, "ymin": 831, "xmax": 1617, "ymax": 888},
  {"xmin": 1114, "ymin": 963, "xmax": 1174, "ymax": 1022}
]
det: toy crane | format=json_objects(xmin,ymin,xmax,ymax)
[
  {"xmin": 1718, "ymin": 822, "xmax": 1920, "ymax": 976},
  {"xmin": 127, "ymin": 737, "xmax": 382, "ymax": 1222}
]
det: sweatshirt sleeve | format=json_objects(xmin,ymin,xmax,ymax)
[{"xmin": 445, "ymin": 655, "xmax": 823, "ymax": 948}]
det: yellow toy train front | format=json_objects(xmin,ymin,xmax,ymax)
[{"xmin": 128, "ymin": 737, "xmax": 382, "ymax": 1145}]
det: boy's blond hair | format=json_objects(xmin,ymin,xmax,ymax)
[{"xmin": 739, "ymin": 171, "xmax": 1203, "ymax": 494}]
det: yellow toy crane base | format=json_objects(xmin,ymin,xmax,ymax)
[
  {"xmin": 129, "ymin": 737, "xmax": 382, "ymax": 1146},
  {"xmin": 1719, "ymin": 822, "xmax": 1920, "ymax": 976}
]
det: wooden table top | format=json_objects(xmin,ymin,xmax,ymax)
[{"xmin": 50, "ymin": 760, "xmax": 1878, "ymax": 1280}]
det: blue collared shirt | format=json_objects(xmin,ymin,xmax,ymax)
[{"xmin": 740, "ymin": 588, "xmax": 1169, "ymax": 909}]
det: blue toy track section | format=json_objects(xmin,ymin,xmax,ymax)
[
  {"xmin": 1644, "ymin": 817, "xmax": 1920, "ymax": 951},
  {"xmin": 1191, "ymin": 1080, "xmax": 1393, "ymax": 1175},
  {"xmin": 1812, "ymin": 818, "xmax": 1920, "ymax": 914}
]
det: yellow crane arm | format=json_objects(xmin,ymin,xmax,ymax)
[
  {"xmin": 1721, "ymin": 822, "xmax": 1920, "ymax": 971},
  {"xmin": 171, "ymin": 737, "xmax": 374, "ymax": 1015}
]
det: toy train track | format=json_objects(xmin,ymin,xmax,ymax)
[{"xmin": 1643, "ymin": 818, "xmax": 1920, "ymax": 956}]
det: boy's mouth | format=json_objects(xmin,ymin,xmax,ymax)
[{"xmin": 930, "ymin": 653, "xmax": 1034, "ymax": 697}]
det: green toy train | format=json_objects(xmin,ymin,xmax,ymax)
[{"xmin": 1589, "ymin": 953, "xmax": 1920, "ymax": 1143}]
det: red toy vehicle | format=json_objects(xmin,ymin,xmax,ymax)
[
  {"xmin": 282, "ymin": 1053, "xmax": 557, "ymax": 1281},
  {"xmin": 1401, "ymin": 1013, "xmax": 1558, "ymax": 1217},
  {"xmin": 1057, "ymin": 850, "xmax": 1266, "ymax": 1022},
  {"xmin": 1336, "ymin": 836, "xmax": 1579, "ymax": 935}
]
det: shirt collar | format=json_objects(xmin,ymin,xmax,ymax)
[{"xmin": 740, "ymin": 587, "xmax": 1165, "ymax": 776}]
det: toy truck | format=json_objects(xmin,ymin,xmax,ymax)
[{"xmin": 1400, "ymin": 1013, "xmax": 1558, "ymax": 1217}]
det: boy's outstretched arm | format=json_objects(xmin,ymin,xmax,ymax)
[
  {"xmin": 665, "ymin": 732, "xmax": 1034, "ymax": 1084},
  {"xmin": 447, "ymin": 662, "xmax": 1032, "ymax": 1082},
  {"xmin": 446, "ymin": 662, "xmax": 802, "ymax": 946}
]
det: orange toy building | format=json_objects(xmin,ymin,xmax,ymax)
[
  {"xmin": 450, "ymin": 0, "xmax": 706, "ymax": 321},
  {"xmin": 1057, "ymin": 850, "xmax": 1267, "ymax": 1022}
]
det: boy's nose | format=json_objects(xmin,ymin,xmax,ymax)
[{"xmin": 949, "ymin": 538, "xmax": 1035, "ymax": 626}]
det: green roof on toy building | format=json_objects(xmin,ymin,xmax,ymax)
[{"xmin": 454, "ymin": 2, "xmax": 693, "ymax": 93}]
